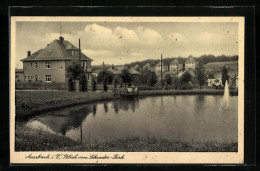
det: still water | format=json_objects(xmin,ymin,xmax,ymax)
[{"xmin": 26, "ymin": 95, "xmax": 238, "ymax": 144}]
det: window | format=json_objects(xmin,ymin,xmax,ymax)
[
  {"xmin": 45, "ymin": 62, "xmax": 51, "ymax": 69},
  {"xmin": 35, "ymin": 75, "xmax": 38, "ymax": 81},
  {"xmin": 35, "ymin": 62, "xmax": 37, "ymax": 69},
  {"xmin": 72, "ymin": 51, "xmax": 74, "ymax": 56},
  {"xmin": 75, "ymin": 51, "xmax": 78, "ymax": 56},
  {"xmin": 31, "ymin": 76, "xmax": 33, "ymax": 79},
  {"xmin": 16, "ymin": 75, "xmax": 19, "ymax": 79},
  {"xmin": 25, "ymin": 76, "xmax": 26, "ymax": 79},
  {"xmin": 45, "ymin": 75, "xmax": 51, "ymax": 82},
  {"xmin": 31, "ymin": 63, "xmax": 32, "ymax": 66}
]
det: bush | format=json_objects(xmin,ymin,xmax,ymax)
[
  {"xmin": 92, "ymin": 78, "xmax": 97, "ymax": 91},
  {"xmin": 79, "ymin": 75, "xmax": 87, "ymax": 92},
  {"xmin": 138, "ymin": 85, "xmax": 157, "ymax": 90},
  {"xmin": 180, "ymin": 81, "xmax": 193, "ymax": 90},
  {"xmin": 103, "ymin": 79, "xmax": 108, "ymax": 92},
  {"xmin": 68, "ymin": 79, "xmax": 75, "ymax": 92}
]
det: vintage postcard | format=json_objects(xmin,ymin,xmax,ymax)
[{"xmin": 10, "ymin": 17, "xmax": 244, "ymax": 164}]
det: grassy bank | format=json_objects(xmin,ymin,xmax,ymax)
[
  {"xmin": 15, "ymin": 89, "xmax": 238, "ymax": 121},
  {"xmin": 15, "ymin": 91, "xmax": 119, "ymax": 121},
  {"xmin": 16, "ymin": 124, "xmax": 237, "ymax": 152},
  {"xmin": 139, "ymin": 89, "xmax": 238, "ymax": 96}
]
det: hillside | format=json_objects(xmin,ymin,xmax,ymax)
[{"xmin": 204, "ymin": 61, "xmax": 238, "ymax": 78}]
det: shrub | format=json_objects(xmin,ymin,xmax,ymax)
[
  {"xmin": 180, "ymin": 81, "xmax": 193, "ymax": 90},
  {"xmin": 68, "ymin": 78, "xmax": 74, "ymax": 92},
  {"xmin": 79, "ymin": 75, "xmax": 87, "ymax": 92},
  {"xmin": 92, "ymin": 78, "xmax": 97, "ymax": 91},
  {"xmin": 103, "ymin": 79, "xmax": 108, "ymax": 92}
]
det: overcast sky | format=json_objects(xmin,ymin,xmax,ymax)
[{"xmin": 15, "ymin": 21, "xmax": 238, "ymax": 68}]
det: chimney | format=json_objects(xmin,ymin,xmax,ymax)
[
  {"xmin": 59, "ymin": 36, "xmax": 64, "ymax": 44},
  {"xmin": 27, "ymin": 51, "xmax": 31, "ymax": 57}
]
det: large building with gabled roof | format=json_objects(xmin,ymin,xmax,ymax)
[{"xmin": 21, "ymin": 36, "xmax": 93, "ymax": 85}]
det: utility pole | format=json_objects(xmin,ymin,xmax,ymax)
[
  {"xmin": 79, "ymin": 39, "xmax": 81, "ymax": 61},
  {"xmin": 176, "ymin": 64, "xmax": 178, "ymax": 89},
  {"xmin": 161, "ymin": 54, "xmax": 163, "ymax": 82},
  {"xmin": 142, "ymin": 66, "xmax": 143, "ymax": 84}
]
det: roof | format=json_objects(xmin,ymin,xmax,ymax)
[
  {"xmin": 107, "ymin": 66, "xmax": 140, "ymax": 75},
  {"xmin": 185, "ymin": 57, "xmax": 195, "ymax": 63},
  {"xmin": 170, "ymin": 59, "xmax": 178, "ymax": 64},
  {"xmin": 21, "ymin": 37, "xmax": 93, "ymax": 62},
  {"xmin": 155, "ymin": 61, "xmax": 167, "ymax": 66},
  {"xmin": 15, "ymin": 69, "xmax": 24, "ymax": 73}
]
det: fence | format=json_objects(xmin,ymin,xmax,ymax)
[{"xmin": 15, "ymin": 81, "xmax": 67, "ymax": 90}]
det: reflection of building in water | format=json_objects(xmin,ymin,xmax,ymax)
[{"xmin": 36, "ymin": 106, "xmax": 92, "ymax": 136}]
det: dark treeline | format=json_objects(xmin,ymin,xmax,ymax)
[{"xmin": 125, "ymin": 54, "xmax": 238, "ymax": 67}]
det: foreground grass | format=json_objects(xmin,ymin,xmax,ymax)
[
  {"xmin": 16, "ymin": 124, "xmax": 238, "ymax": 152},
  {"xmin": 15, "ymin": 89, "xmax": 238, "ymax": 121}
]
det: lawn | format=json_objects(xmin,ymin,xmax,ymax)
[{"xmin": 204, "ymin": 61, "xmax": 238, "ymax": 78}]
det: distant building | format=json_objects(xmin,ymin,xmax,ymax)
[
  {"xmin": 143, "ymin": 63, "xmax": 155, "ymax": 71},
  {"xmin": 15, "ymin": 69, "xmax": 24, "ymax": 82},
  {"xmin": 169, "ymin": 59, "xmax": 179, "ymax": 71},
  {"xmin": 134, "ymin": 64, "xmax": 140, "ymax": 70},
  {"xmin": 20, "ymin": 36, "xmax": 93, "ymax": 84},
  {"xmin": 185, "ymin": 57, "xmax": 196, "ymax": 69},
  {"xmin": 155, "ymin": 61, "xmax": 168, "ymax": 73}
]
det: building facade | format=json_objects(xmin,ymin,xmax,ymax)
[
  {"xmin": 155, "ymin": 61, "xmax": 168, "ymax": 72},
  {"xmin": 169, "ymin": 59, "xmax": 179, "ymax": 71},
  {"xmin": 15, "ymin": 69, "xmax": 25, "ymax": 82},
  {"xmin": 185, "ymin": 57, "xmax": 196, "ymax": 69},
  {"xmin": 21, "ymin": 37, "xmax": 93, "ymax": 85}
]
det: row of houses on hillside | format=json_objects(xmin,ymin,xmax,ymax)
[{"xmin": 134, "ymin": 57, "xmax": 196, "ymax": 73}]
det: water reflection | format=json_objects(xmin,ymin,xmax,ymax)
[{"xmin": 26, "ymin": 95, "xmax": 238, "ymax": 144}]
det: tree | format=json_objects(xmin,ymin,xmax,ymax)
[
  {"xmin": 181, "ymin": 71, "xmax": 192, "ymax": 83},
  {"xmin": 207, "ymin": 71, "xmax": 215, "ymax": 79},
  {"xmin": 103, "ymin": 76, "xmax": 108, "ymax": 91},
  {"xmin": 66, "ymin": 62, "xmax": 85, "ymax": 82},
  {"xmin": 97, "ymin": 70, "xmax": 114, "ymax": 84},
  {"xmin": 66, "ymin": 62, "xmax": 85, "ymax": 91},
  {"xmin": 195, "ymin": 62, "xmax": 207, "ymax": 89},
  {"xmin": 147, "ymin": 71, "xmax": 158, "ymax": 86},
  {"xmin": 221, "ymin": 66, "xmax": 230, "ymax": 86},
  {"xmin": 119, "ymin": 69, "xmax": 133, "ymax": 86},
  {"xmin": 113, "ymin": 76, "xmax": 119, "ymax": 93},
  {"xmin": 91, "ymin": 77, "xmax": 97, "ymax": 91},
  {"xmin": 165, "ymin": 74, "xmax": 172, "ymax": 89},
  {"xmin": 68, "ymin": 78, "xmax": 74, "ymax": 92}
]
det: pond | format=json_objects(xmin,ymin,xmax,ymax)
[{"xmin": 26, "ymin": 95, "xmax": 238, "ymax": 144}]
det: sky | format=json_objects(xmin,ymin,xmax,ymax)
[{"xmin": 15, "ymin": 21, "xmax": 238, "ymax": 68}]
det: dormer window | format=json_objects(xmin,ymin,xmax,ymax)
[{"xmin": 72, "ymin": 50, "xmax": 78, "ymax": 56}]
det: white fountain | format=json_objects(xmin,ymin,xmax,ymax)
[{"xmin": 223, "ymin": 80, "xmax": 229, "ymax": 110}]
